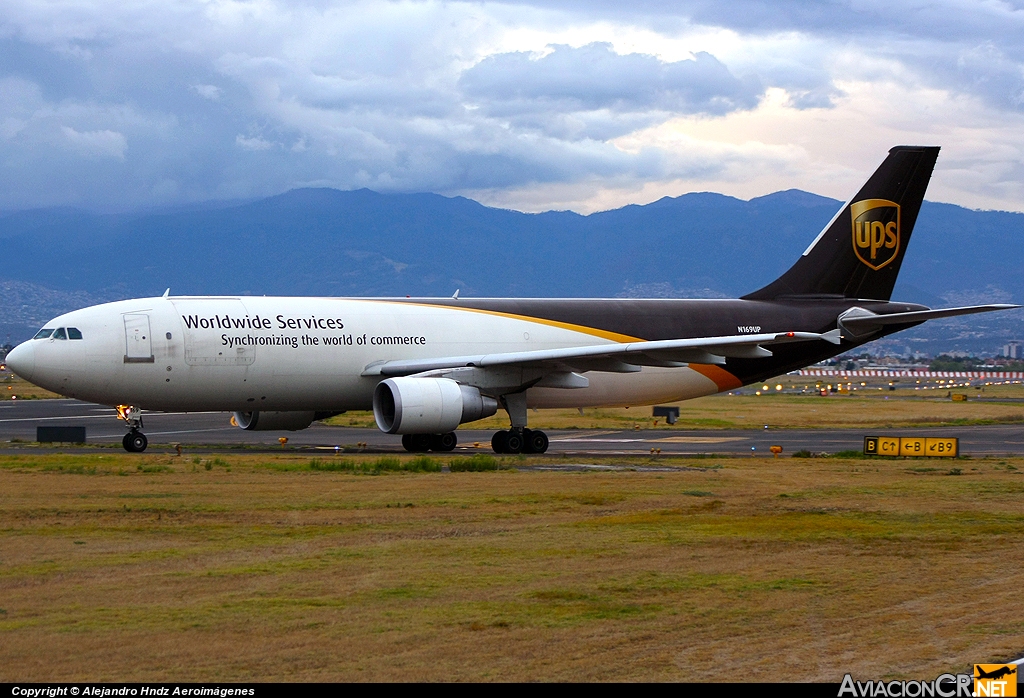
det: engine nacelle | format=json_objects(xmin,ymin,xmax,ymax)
[
  {"xmin": 373, "ymin": 377, "xmax": 498, "ymax": 434},
  {"xmin": 233, "ymin": 410, "xmax": 317, "ymax": 431}
]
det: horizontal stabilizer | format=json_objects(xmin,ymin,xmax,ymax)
[{"xmin": 839, "ymin": 304, "xmax": 1020, "ymax": 333}]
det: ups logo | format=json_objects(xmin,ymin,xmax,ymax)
[{"xmin": 851, "ymin": 199, "xmax": 900, "ymax": 270}]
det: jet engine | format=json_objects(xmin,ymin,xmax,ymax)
[
  {"xmin": 373, "ymin": 377, "xmax": 498, "ymax": 434},
  {"xmin": 232, "ymin": 410, "xmax": 318, "ymax": 431}
]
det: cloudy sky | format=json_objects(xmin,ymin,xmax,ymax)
[{"xmin": 2, "ymin": 0, "xmax": 1024, "ymax": 213}]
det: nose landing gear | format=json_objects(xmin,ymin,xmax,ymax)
[
  {"xmin": 123, "ymin": 430, "xmax": 148, "ymax": 453},
  {"xmin": 116, "ymin": 405, "xmax": 148, "ymax": 453}
]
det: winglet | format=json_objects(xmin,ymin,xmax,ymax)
[{"xmin": 452, "ymin": 289, "xmax": 460, "ymax": 300}]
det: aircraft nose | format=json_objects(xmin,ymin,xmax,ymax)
[{"xmin": 5, "ymin": 342, "xmax": 35, "ymax": 382}]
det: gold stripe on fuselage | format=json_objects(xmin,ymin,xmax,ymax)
[
  {"xmin": 364, "ymin": 299, "xmax": 643, "ymax": 343},
  {"xmin": 365, "ymin": 299, "xmax": 745, "ymax": 391}
]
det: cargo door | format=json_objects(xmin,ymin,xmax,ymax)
[
  {"xmin": 171, "ymin": 299, "xmax": 256, "ymax": 366},
  {"xmin": 123, "ymin": 314, "xmax": 154, "ymax": 363}
]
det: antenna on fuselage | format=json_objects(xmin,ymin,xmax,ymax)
[
  {"xmin": 162, "ymin": 288, "xmax": 170, "ymax": 299},
  {"xmin": 452, "ymin": 289, "xmax": 460, "ymax": 300}
]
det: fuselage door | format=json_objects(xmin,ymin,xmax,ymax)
[{"xmin": 123, "ymin": 314, "xmax": 154, "ymax": 363}]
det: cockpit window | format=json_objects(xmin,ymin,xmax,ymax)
[
  {"xmin": 67, "ymin": 327, "xmax": 83, "ymax": 340},
  {"xmin": 33, "ymin": 328, "xmax": 54, "ymax": 339},
  {"xmin": 52, "ymin": 328, "xmax": 67, "ymax": 340}
]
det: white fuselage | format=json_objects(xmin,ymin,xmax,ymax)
[{"xmin": 10, "ymin": 296, "xmax": 724, "ymax": 413}]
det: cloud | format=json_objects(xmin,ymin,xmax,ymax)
[
  {"xmin": 235, "ymin": 134, "xmax": 273, "ymax": 151},
  {"xmin": 60, "ymin": 126, "xmax": 127, "ymax": 158},
  {"xmin": 951, "ymin": 42, "xmax": 1024, "ymax": 110},
  {"xmin": 460, "ymin": 43, "xmax": 762, "ymax": 115},
  {"xmin": 455, "ymin": 43, "xmax": 763, "ymax": 140},
  {"xmin": 192, "ymin": 84, "xmax": 222, "ymax": 101},
  {"xmin": 0, "ymin": 1, "xmax": 1021, "ymax": 214}
]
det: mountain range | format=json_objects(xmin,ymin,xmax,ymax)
[{"xmin": 1, "ymin": 188, "xmax": 1021, "ymax": 353}]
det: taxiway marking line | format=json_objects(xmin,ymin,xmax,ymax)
[
  {"xmin": 551, "ymin": 438, "xmax": 648, "ymax": 443},
  {"xmin": 0, "ymin": 414, "xmax": 129, "ymax": 423},
  {"xmin": 91, "ymin": 427, "xmax": 238, "ymax": 439},
  {"xmin": 0, "ymin": 411, "xmax": 221, "ymax": 423},
  {"xmin": 653, "ymin": 436, "xmax": 747, "ymax": 443}
]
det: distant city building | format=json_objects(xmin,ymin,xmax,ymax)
[{"xmin": 1003, "ymin": 341, "xmax": 1022, "ymax": 359}]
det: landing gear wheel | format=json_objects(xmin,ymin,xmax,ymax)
[
  {"xmin": 402, "ymin": 434, "xmax": 431, "ymax": 452},
  {"xmin": 123, "ymin": 430, "xmax": 148, "ymax": 453},
  {"xmin": 491, "ymin": 430, "xmax": 509, "ymax": 454},
  {"xmin": 504, "ymin": 430, "xmax": 524, "ymax": 454},
  {"xmin": 526, "ymin": 429, "xmax": 549, "ymax": 454},
  {"xmin": 430, "ymin": 432, "xmax": 457, "ymax": 452}
]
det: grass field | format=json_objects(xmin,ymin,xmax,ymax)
[
  {"xmin": 2, "ymin": 451, "xmax": 1022, "ymax": 681},
  {"xmin": 0, "ymin": 373, "xmax": 63, "ymax": 400}
]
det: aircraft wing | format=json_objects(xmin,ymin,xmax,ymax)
[{"xmin": 361, "ymin": 330, "xmax": 841, "ymax": 377}]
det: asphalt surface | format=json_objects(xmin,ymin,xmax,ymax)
[{"xmin": 2, "ymin": 398, "xmax": 1024, "ymax": 456}]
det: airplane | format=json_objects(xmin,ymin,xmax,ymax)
[
  {"xmin": 975, "ymin": 665, "xmax": 1017, "ymax": 681},
  {"xmin": 4, "ymin": 145, "xmax": 1019, "ymax": 454}
]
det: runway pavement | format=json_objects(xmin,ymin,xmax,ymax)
[{"xmin": 3, "ymin": 398, "xmax": 1024, "ymax": 456}]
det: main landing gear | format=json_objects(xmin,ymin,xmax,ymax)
[
  {"xmin": 491, "ymin": 428, "xmax": 548, "ymax": 454},
  {"xmin": 397, "ymin": 393, "xmax": 551, "ymax": 455},
  {"xmin": 490, "ymin": 392, "xmax": 548, "ymax": 453},
  {"xmin": 116, "ymin": 405, "xmax": 148, "ymax": 453},
  {"xmin": 402, "ymin": 432, "xmax": 458, "ymax": 452}
]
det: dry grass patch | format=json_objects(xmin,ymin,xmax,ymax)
[
  {"xmin": 0, "ymin": 373, "xmax": 63, "ymax": 400},
  {"xmin": 0, "ymin": 452, "xmax": 1022, "ymax": 681}
]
